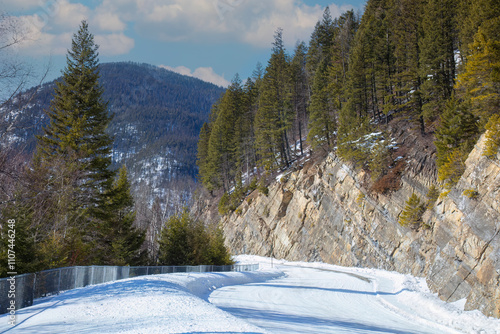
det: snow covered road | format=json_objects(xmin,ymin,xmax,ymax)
[
  {"xmin": 1, "ymin": 256, "xmax": 499, "ymax": 333},
  {"xmin": 211, "ymin": 264, "xmax": 446, "ymax": 333},
  {"xmin": 210, "ymin": 256, "xmax": 500, "ymax": 334}
]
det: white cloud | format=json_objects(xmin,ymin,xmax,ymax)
[
  {"xmin": 0, "ymin": 0, "xmax": 41, "ymax": 12},
  {"xmin": 160, "ymin": 65, "xmax": 230, "ymax": 87},
  {"xmin": 7, "ymin": 0, "xmax": 135, "ymax": 56},
  {"xmin": 50, "ymin": 0, "xmax": 89, "ymax": 30},
  {"xmin": 146, "ymin": 4, "xmax": 183, "ymax": 22},
  {"xmin": 91, "ymin": 11, "xmax": 126, "ymax": 32},
  {"xmin": 95, "ymin": 33, "xmax": 134, "ymax": 55},
  {"xmin": 5, "ymin": 0, "xmax": 353, "ymax": 57},
  {"xmin": 129, "ymin": 0, "xmax": 348, "ymax": 48}
]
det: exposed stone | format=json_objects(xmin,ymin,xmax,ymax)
[{"xmin": 195, "ymin": 133, "xmax": 500, "ymax": 318}]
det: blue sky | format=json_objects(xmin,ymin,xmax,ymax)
[{"xmin": 2, "ymin": 0, "xmax": 366, "ymax": 87}]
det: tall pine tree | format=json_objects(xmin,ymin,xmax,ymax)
[
  {"xmin": 255, "ymin": 28, "xmax": 293, "ymax": 171},
  {"xmin": 25, "ymin": 20, "xmax": 144, "ymax": 266},
  {"xmin": 36, "ymin": 20, "xmax": 114, "ymax": 216}
]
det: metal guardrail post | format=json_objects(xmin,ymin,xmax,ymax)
[
  {"xmin": 57, "ymin": 269, "xmax": 61, "ymax": 295},
  {"xmin": 32, "ymin": 273, "xmax": 36, "ymax": 306}
]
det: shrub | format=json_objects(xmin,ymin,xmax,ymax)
[
  {"xmin": 463, "ymin": 189, "xmax": 479, "ymax": 199},
  {"xmin": 372, "ymin": 160, "xmax": 405, "ymax": 194},
  {"xmin": 249, "ymin": 178, "xmax": 258, "ymax": 191},
  {"xmin": 484, "ymin": 114, "xmax": 500, "ymax": 158},
  {"xmin": 369, "ymin": 139, "xmax": 391, "ymax": 181},
  {"xmin": 356, "ymin": 192, "xmax": 365, "ymax": 206},
  {"xmin": 218, "ymin": 192, "xmax": 231, "ymax": 215},
  {"xmin": 398, "ymin": 193, "xmax": 425, "ymax": 228},
  {"xmin": 259, "ymin": 185, "xmax": 269, "ymax": 196},
  {"xmin": 438, "ymin": 149, "xmax": 466, "ymax": 190},
  {"xmin": 158, "ymin": 210, "xmax": 234, "ymax": 266},
  {"xmin": 426, "ymin": 185, "xmax": 440, "ymax": 210}
]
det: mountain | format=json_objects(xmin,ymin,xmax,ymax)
[{"xmin": 1, "ymin": 61, "xmax": 225, "ymax": 209}]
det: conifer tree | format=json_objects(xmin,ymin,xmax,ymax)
[
  {"xmin": 103, "ymin": 166, "xmax": 145, "ymax": 265},
  {"xmin": 455, "ymin": 26, "xmax": 500, "ymax": 125},
  {"xmin": 419, "ymin": 0, "xmax": 457, "ymax": 121},
  {"xmin": 290, "ymin": 42, "xmax": 309, "ymax": 157},
  {"xmin": 307, "ymin": 7, "xmax": 335, "ymax": 79},
  {"xmin": 158, "ymin": 212, "xmax": 191, "ymax": 265},
  {"xmin": 37, "ymin": 21, "xmax": 114, "ymax": 206},
  {"xmin": 391, "ymin": 0, "xmax": 424, "ymax": 131},
  {"xmin": 208, "ymin": 225, "xmax": 234, "ymax": 265},
  {"xmin": 157, "ymin": 211, "xmax": 233, "ymax": 266},
  {"xmin": 28, "ymin": 21, "xmax": 128, "ymax": 266},
  {"xmin": 307, "ymin": 59, "xmax": 336, "ymax": 149},
  {"xmin": 398, "ymin": 193, "xmax": 425, "ymax": 227},
  {"xmin": 206, "ymin": 76, "xmax": 243, "ymax": 191},
  {"xmin": 484, "ymin": 114, "xmax": 500, "ymax": 158},
  {"xmin": 434, "ymin": 97, "xmax": 479, "ymax": 188},
  {"xmin": 255, "ymin": 28, "xmax": 292, "ymax": 171},
  {"xmin": 240, "ymin": 78, "xmax": 259, "ymax": 182},
  {"xmin": 197, "ymin": 122, "xmax": 213, "ymax": 192}
]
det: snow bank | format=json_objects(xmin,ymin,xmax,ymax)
[
  {"xmin": 0, "ymin": 269, "xmax": 282, "ymax": 334},
  {"xmin": 234, "ymin": 255, "xmax": 500, "ymax": 334}
]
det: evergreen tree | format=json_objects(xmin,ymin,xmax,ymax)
[
  {"xmin": 307, "ymin": 7, "xmax": 335, "ymax": 79},
  {"xmin": 158, "ymin": 211, "xmax": 191, "ymax": 265},
  {"xmin": 206, "ymin": 75, "xmax": 243, "ymax": 191},
  {"xmin": 5, "ymin": 20, "xmax": 140, "ymax": 268},
  {"xmin": 419, "ymin": 0, "xmax": 457, "ymax": 122},
  {"xmin": 457, "ymin": 0, "xmax": 500, "ymax": 59},
  {"xmin": 391, "ymin": 0, "xmax": 424, "ymax": 131},
  {"xmin": 307, "ymin": 59, "xmax": 336, "ymax": 149},
  {"xmin": 290, "ymin": 42, "xmax": 309, "ymax": 157},
  {"xmin": 103, "ymin": 166, "xmax": 145, "ymax": 265},
  {"xmin": 240, "ymin": 78, "xmax": 259, "ymax": 182},
  {"xmin": 208, "ymin": 225, "xmax": 234, "ymax": 265},
  {"xmin": 197, "ymin": 122, "xmax": 213, "ymax": 192},
  {"xmin": 37, "ymin": 21, "xmax": 114, "ymax": 210},
  {"xmin": 157, "ymin": 211, "xmax": 233, "ymax": 266},
  {"xmin": 398, "ymin": 193, "xmax": 425, "ymax": 227},
  {"xmin": 0, "ymin": 204, "xmax": 40, "ymax": 277},
  {"xmin": 484, "ymin": 114, "xmax": 500, "ymax": 158},
  {"xmin": 455, "ymin": 26, "xmax": 500, "ymax": 126},
  {"xmin": 255, "ymin": 28, "xmax": 292, "ymax": 171},
  {"xmin": 434, "ymin": 97, "xmax": 479, "ymax": 188}
]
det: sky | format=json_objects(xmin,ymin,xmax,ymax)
[{"xmin": 1, "ymin": 0, "xmax": 367, "ymax": 87}]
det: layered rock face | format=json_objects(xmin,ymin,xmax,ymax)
[{"xmin": 220, "ymin": 134, "xmax": 500, "ymax": 318}]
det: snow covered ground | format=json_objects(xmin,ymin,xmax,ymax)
[
  {"xmin": 213, "ymin": 256, "xmax": 500, "ymax": 334},
  {"xmin": 1, "ymin": 256, "xmax": 499, "ymax": 333}
]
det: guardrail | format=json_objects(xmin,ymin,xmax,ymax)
[{"xmin": 0, "ymin": 263, "xmax": 259, "ymax": 315}]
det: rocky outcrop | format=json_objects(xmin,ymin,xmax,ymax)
[{"xmin": 219, "ymin": 134, "xmax": 500, "ymax": 318}]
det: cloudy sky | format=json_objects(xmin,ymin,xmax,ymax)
[{"xmin": 1, "ymin": 0, "xmax": 366, "ymax": 87}]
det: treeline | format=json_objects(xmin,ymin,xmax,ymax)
[{"xmin": 198, "ymin": 0, "xmax": 500, "ymax": 207}]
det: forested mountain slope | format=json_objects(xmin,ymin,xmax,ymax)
[
  {"xmin": 1, "ymin": 62, "xmax": 225, "ymax": 206},
  {"xmin": 193, "ymin": 0, "xmax": 500, "ymax": 318}
]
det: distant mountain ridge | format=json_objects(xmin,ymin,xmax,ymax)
[{"xmin": 1, "ymin": 61, "xmax": 225, "ymax": 206}]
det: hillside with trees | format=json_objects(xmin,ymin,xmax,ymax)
[
  {"xmin": 0, "ymin": 60, "xmax": 225, "ymax": 264},
  {"xmin": 197, "ymin": 0, "xmax": 500, "ymax": 213},
  {"xmin": 0, "ymin": 21, "xmax": 231, "ymax": 275}
]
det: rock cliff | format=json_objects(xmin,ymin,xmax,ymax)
[{"xmin": 216, "ymin": 133, "xmax": 500, "ymax": 318}]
